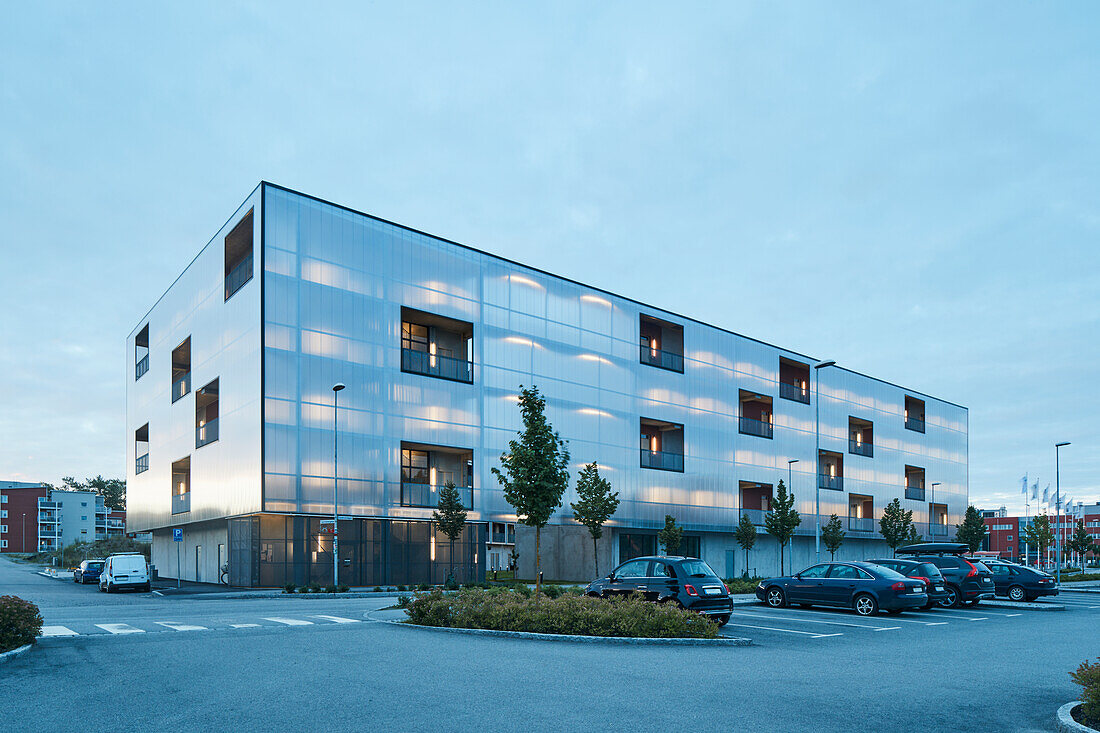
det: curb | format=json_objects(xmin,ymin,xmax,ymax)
[
  {"xmin": 980, "ymin": 600, "xmax": 1065, "ymax": 611},
  {"xmin": 0, "ymin": 644, "xmax": 33, "ymax": 665},
  {"xmin": 171, "ymin": 591, "xmax": 414, "ymax": 601},
  {"xmin": 379, "ymin": 619, "xmax": 752, "ymax": 646},
  {"xmin": 1063, "ymin": 587, "xmax": 1100, "ymax": 594},
  {"xmin": 1057, "ymin": 701, "xmax": 1095, "ymax": 732}
]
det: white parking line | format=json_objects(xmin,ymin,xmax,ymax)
[
  {"xmin": 40, "ymin": 626, "xmax": 78, "ymax": 637},
  {"xmin": 155, "ymin": 622, "xmax": 208, "ymax": 632},
  {"xmin": 95, "ymin": 623, "xmax": 144, "ymax": 635},
  {"xmin": 966, "ymin": 617, "xmax": 989, "ymax": 622},
  {"xmin": 722, "ymin": 622, "xmax": 841, "ymax": 638},
  {"xmin": 230, "ymin": 623, "xmax": 261, "ymax": 628},
  {"xmin": 311, "ymin": 615, "xmax": 360, "ymax": 624},
  {"xmin": 263, "ymin": 617, "xmax": 313, "ymax": 626},
  {"xmin": 872, "ymin": 626, "xmax": 902, "ymax": 632},
  {"xmin": 730, "ymin": 611, "xmax": 894, "ymax": 631}
]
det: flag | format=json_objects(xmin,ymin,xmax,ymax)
[
  {"xmin": 1021, "ymin": 475, "xmax": 1028, "ymax": 495},
  {"xmin": 1031, "ymin": 481, "xmax": 1039, "ymax": 501},
  {"xmin": 1042, "ymin": 485, "xmax": 1049, "ymax": 504}
]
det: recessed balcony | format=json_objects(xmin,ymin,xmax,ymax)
[
  {"xmin": 639, "ymin": 315, "xmax": 684, "ymax": 373},
  {"xmin": 739, "ymin": 481, "xmax": 773, "ymax": 527},
  {"xmin": 172, "ymin": 337, "xmax": 191, "ymax": 404},
  {"xmin": 779, "ymin": 358, "xmax": 810, "ymax": 404},
  {"xmin": 639, "ymin": 418, "xmax": 685, "ymax": 472},
  {"xmin": 905, "ymin": 465, "xmax": 925, "ymax": 501},
  {"xmin": 135, "ymin": 324, "xmax": 149, "ymax": 380},
  {"xmin": 172, "ymin": 456, "xmax": 190, "ymax": 515},
  {"xmin": 224, "ymin": 209, "xmax": 254, "ymax": 301},
  {"xmin": 401, "ymin": 308, "xmax": 474, "ymax": 384},
  {"xmin": 905, "ymin": 395, "xmax": 926, "ymax": 433},
  {"xmin": 848, "ymin": 494, "xmax": 874, "ymax": 532},
  {"xmin": 400, "ymin": 443, "xmax": 474, "ymax": 509},
  {"xmin": 849, "ymin": 416, "xmax": 873, "ymax": 458},
  {"xmin": 195, "ymin": 379, "xmax": 219, "ymax": 449},
  {"xmin": 739, "ymin": 391, "xmax": 773, "ymax": 439},
  {"xmin": 819, "ymin": 450, "xmax": 843, "ymax": 491}
]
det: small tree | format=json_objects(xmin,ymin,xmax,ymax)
[
  {"xmin": 1068, "ymin": 520, "xmax": 1095, "ymax": 563},
  {"xmin": 879, "ymin": 498, "xmax": 917, "ymax": 556},
  {"xmin": 954, "ymin": 505, "xmax": 989, "ymax": 553},
  {"xmin": 491, "ymin": 385, "xmax": 570, "ymax": 601},
  {"xmin": 764, "ymin": 480, "xmax": 801, "ymax": 575},
  {"xmin": 822, "ymin": 514, "xmax": 846, "ymax": 561},
  {"xmin": 431, "ymin": 481, "xmax": 467, "ymax": 587},
  {"xmin": 570, "ymin": 462, "xmax": 620, "ymax": 578},
  {"xmin": 1023, "ymin": 514, "xmax": 1055, "ymax": 562},
  {"xmin": 734, "ymin": 514, "xmax": 757, "ymax": 577},
  {"xmin": 658, "ymin": 515, "xmax": 683, "ymax": 555}
]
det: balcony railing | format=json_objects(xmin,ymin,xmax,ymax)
[
  {"xmin": 172, "ymin": 492, "xmax": 191, "ymax": 514},
  {"xmin": 490, "ymin": 531, "xmax": 515, "ymax": 544},
  {"xmin": 196, "ymin": 417, "xmax": 219, "ymax": 448},
  {"xmin": 929, "ymin": 523, "xmax": 948, "ymax": 537},
  {"xmin": 172, "ymin": 373, "xmax": 191, "ymax": 403},
  {"xmin": 848, "ymin": 439, "xmax": 873, "ymax": 457},
  {"xmin": 905, "ymin": 485, "xmax": 925, "ymax": 501},
  {"xmin": 819, "ymin": 473, "xmax": 843, "ymax": 491},
  {"xmin": 740, "ymin": 508, "xmax": 767, "ymax": 526},
  {"xmin": 400, "ymin": 482, "xmax": 473, "ymax": 509},
  {"xmin": 38, "ymin": 514, "xmax": 58, "ymax": 524},
  {"xmin": 779, "ymin": 382, "xmax": 810, "ymax": 404},
  {"xmin": 639, "ymin": 344, "xmax": 684, "ymax": 373},
  {"xmin": 135, "ymin": 354, "xmax": 149, "ymax": 380},
  {"xmin": 738, "ymin": 416, "xmax": 773, "ymax": 439},
  {"xmin": 848, "ymin": 516, "xmax": 876, "ymax": 533},
  {"xmin": 136, "ymin": 453, "xmax": 149, "ymax": 474},
  {"xmin": 224, "ymin": 252, "xmax": 253, "ymax": 300},
  {"xmin": 401, "ymin": 348, "xmax": 473, "ymax": 384},
  {"xmin": 639, "ymin": 449, "xmax": 685, "ymax": 472},
  {"xmin": 905, "ymin": 415, "xmax": 926, "ymax": 433}
]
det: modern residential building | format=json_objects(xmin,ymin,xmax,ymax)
[
  {"xmin": 0, "ymin": 481, "xmax": 47, "ymax": 552},
  {"xmin": 1, "ymin": 481, "xmax": 128, "ymax": 553},
  {"xmin": 126, "ymin": 183, "xmax": 969, "ymax": 586}
]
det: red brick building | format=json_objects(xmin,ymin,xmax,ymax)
[
  {"xmin": 0, "ymin": 481, "xmax": 48, "ymax": 553},
  {"xmin": 981, "ymin": 504, "xmax": 1100, "ymax": 564}
]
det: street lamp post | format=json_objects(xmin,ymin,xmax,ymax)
[
  {"xmin": 1055, "ymin": 442, "xmax": 1070, "ymax": 585},
  {"xmin": 332, "ymin": 383, "xmax": 345, "ymax": 591},
  {"xmin": 930, "ymin": 483, "xmax": 941, "ymax": 538},
  {"xmin": 814, "ymin": 360, "xmax": 836, "ymax": 562},
  {"xmin": 21, "ymin": 513, "xmax": 25, "ymax": 553}
]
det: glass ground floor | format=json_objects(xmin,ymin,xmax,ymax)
[{"xmin": 225, "ymin": 514, "xmax": 486, "ymax": 588}]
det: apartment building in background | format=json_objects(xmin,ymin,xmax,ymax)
[
  {"xmin": 0, "ymin": 482, "xmax": 126, "ymax": 552},
  {"xmin": 126, "ymin": 183, "xmax": 968, "ymax": 586},
  {"xmin": 983, "ymin": 503, "xmax": 1100, "ymax": 563}
]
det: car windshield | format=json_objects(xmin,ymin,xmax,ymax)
[
  {"xmin": 87, "ymin": 562, "xmax": 104, "ymax": 569},
  {"xmin": 917, "ymin": 563, "xmax": 942, "ymax": 578},
  {"xmin": 678, "ymin": 560, "xmax": 718, "ymax": 578},
  {"xmin": 969, "ymin": 561, "xmax": 991, "ymax": 573}
]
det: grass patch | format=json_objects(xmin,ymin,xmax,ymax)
[
  {"xmin": 1062, "ymin": 573, "xmax": 1100, "ymax": 583},
  {"xmin": 403, "ymin": 587, "xmax": 719, "ymax": 639}
]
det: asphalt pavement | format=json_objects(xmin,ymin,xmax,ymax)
[{"xmin": 1, "ymin": 556, "xmax": 1097, "ymax": 732}]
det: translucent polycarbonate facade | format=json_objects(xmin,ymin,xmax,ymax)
[{"xmin": 258, "ymin": 184, "xmax": 968, "ymax": 540}]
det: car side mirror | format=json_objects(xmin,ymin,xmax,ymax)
[
  {"xmin": 607, "ymin": 573, "xmax": 616, "ymax": 582},
  {"xmin": 794, "ymin": 573, "xmax": 802, "ymax": 580}
]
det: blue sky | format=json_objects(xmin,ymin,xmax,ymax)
[{"xmin": 1, "ymin": 3, "xmax": 1097, "ymax": 514}]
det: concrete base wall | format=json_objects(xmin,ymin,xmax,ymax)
[
  {"xmin": 151, "ymin": 520, "xmax": 228, "ymax": 583},
  {"xmin": 516, "ymin": 524, "xmax": 615, "ymax": 583}
]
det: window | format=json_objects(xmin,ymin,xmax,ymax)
[
  {"xmin": 827, "ymin": 565, "xmax": 862, "ymax": 579},
  {"xmin": 616, "ymin": 560, "xmax": 650, "ymax": 578},
  {"xmin": 1006, "ymin": 536, "xmax": 1013, "ymax": 542},
  {"xmin": 1, "ymin": 540, "xmax": 6, "ymax": 549},
  {"xmin": 739, "ymin": 391, "xmax": 773, "ymax": 438},
  {"xmin": 0, "ymin": 510, "xmax": 5, "ymax": 519},
  {"xmin": 400, "ymin": 442, "xmax": 473, "ymax": 508},
  {"xmin": 650, "ymin": 562, "xmax": 671, "ymax": 577},
  {"xmin": 1, "ymin": 525, "xmax": 6, "ymax": 533},
  {"xmin": 135, "ymin": 423, "xmax": 149, "ymax": 474},
  {"xmin": 739, "ymin": 482, "xmax": 772, "ymax": 526},
  {"xmin": 135, "ymin": 324, "xmax": 149, "ymax": 380},
  {"xmin": 81, "ymin": 502, "xmax": 87, "ymax": 507},
  {"xmin": 904, "ymin": 395, "xmax": 926, "ymax": 433},
  {"xmin": 800, "ymin": 564, "xmax": 830, "ymax": 578},
  {"xmin": 848, "ymin": 494, "xmax": 873, "ymax": 532},
  {"xmin": 639, "ymin": 418, "xmax": 684, "ymax": 472},
  {"xmin": 0, "ymin": 495, "xmax": 6, "ymax": 503},
  {"xmin": 680, "ymin": 536, "xmax": 701, "ymax": 559},
  {"xmin": 818, "ymin": 450, "xmax": 843, "ymax": 491},
  {"xmin": 678, "ymin": 560, "xmax": 718, "ymax": 578},
  {"xmin": 779, "ymin": 358, "xmax": 810, "ymax": 403},
  {"xmin": 196, "ymin": 378, "xmax": 219, "ymax": 448},
  {"xmin": 81, "ymin": 516, "xmax": 87, "ymax": 521},
  {"xmin": 639, "ymin": 315, "xmax": 684, "ymax": 372},
  {"xmin": 848, "ymin": 416, "xmax": 873, "ymax": 457},
  {"xmin": 905, "ymin": 466, "xmax": 926, "ymax": 500},
  {"xmin": 172, "ymin": 456, "xmax": 191, "ymax": 514},
  {"xmin": 400, "ymin": 308, "xmax": 474, "ymax": 383},
  {"xmin": 224, "ymin": 209, "xmax": 253, "ymax": 301},
  {"xmin": 172, "ymin": 337, "xmax": 191, "ymax": 403},
  {"xmin": 619, "ymin": 533, "xmax": 657, "ymax": 561}
]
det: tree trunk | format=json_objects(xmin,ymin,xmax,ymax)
[
  {"xmin": 535, "ymin": 526, "xmax": 542, "ymax": 604},
  {"xmin": 744, "ymin": 548, "xmax": 749, "ymax": 577},
  {"xmin": 593, "ymin": 535, "xmax": 599, "ymax": 579},
  {"xmin": 450, "ymin": 538, "xmax": 455, "ymax": 585},
  {"xmin": 779, "ymin": 542, "xmax": 784, "ymax": 577}
]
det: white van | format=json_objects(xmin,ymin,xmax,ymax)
[{"xmin": 99, "ymin": 553, "xmax": 151, "ymax": 593}]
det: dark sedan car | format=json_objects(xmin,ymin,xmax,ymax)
[
  {"xmin": 73, "ymin": 559, "xmax": 105, "ymax": 584},
  {"xmin": 968, "ymin": 559, "xmax": 1059, "ymax": 602},
  {"xmin": 897, "ymin": 543, "xmax": 995, "ymax": 607},
  {"xmin": 867, "ymin": 557, "xmax": 950, "ymax": 609},
  {"xmin": 585, "ymin": 556, "xmax": 733, "ymax": 625},
  {"xmin": 754, "ymin": 561, "xmax": 927, "ymax": 616}
]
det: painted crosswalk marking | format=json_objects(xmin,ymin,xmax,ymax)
[
  {"xmin": 155, "ymin": 622, "xmax": 208, "ymax": 632},
  {"xmin": 263, "ymin": 617, "xmax": 313, "ymax": 626},
  {"xmin": 311, "ymin": 615, "xmax": 360, "ymax": 624},
  {"xmin": 96, "ymin": 623, "xmax": 144, "ymax": 635},
  {"xmin": 40, "ymin": 626, "xmax": 78, "ymax": 637},
  {"xmin": 230, "ymin": 623, "xmax": 261, "ymax": 628}
]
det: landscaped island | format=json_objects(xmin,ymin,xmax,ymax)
[{"xmin": 402, "ymin": 587, "xmax": 720, "ymax": 639}]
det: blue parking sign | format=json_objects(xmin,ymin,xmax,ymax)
[{"xmin": 173, "ymin": 528, "xmax": 183, "ymax": 542}]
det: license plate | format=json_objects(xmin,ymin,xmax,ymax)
[
  {"xmin": 935, "ymin": 586, "xmax": 943, "ymax": 592},
  {"xmin": 704, "ymin": 587, "xmax": 721, "ymax": 595}
]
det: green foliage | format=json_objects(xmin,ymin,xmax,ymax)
[
  {"xmin": 1071, "ymin": 657, "xmax": 1100, "ymax": 727},
  {"xmin": 1023, "ymin": 514, "xmax": 1056, "ymax": 554},
  {"xmin": 51, "ymin": 475, "xmax": 126, "ymax": 511},
  {"xmin": 337, "ymin": 584, "xmax": 350, "ymax": 593},
  {"xmin": 491, "ymin": 385, "xmax": 570, "ymax": 600},
  {"xmin": 764, "ymin": 480, "xmax": 801, "ymax": 574},
  {"xmin": 403, "ymin": 588, "xmax": 718, "ymax": 638},
  {"xmin": 540, "ymin": 584, "xmax": 564, "ymax": 599},
  {"xmin": 396, "ymin": 594, "xmax": 412, "ymax": 609},
  {"xmin": 1063, "ymin": 573, "xmax": 1100, "ymax": 583},
  {"xmin": 283, "ymin": 583, "xmax": 296, "ymax": 593},
  {"xmin": 0, "ymin": 595, "xmax": 43, "ymax": 652},
  {"xmin": 432, "ymin": 480, "xmax": 468, "ymax": 583},
  {"xmin": 309, "ymin": 583, "xmax": 322, "ymax": 593},
  {"xmin": 1069, "ymin": 520, "xmax": 1096, "ymax": 559},
  {"xmin": 397, "ymin": 585, "xmax": 408, "ymax": 592},
  {"xmin": 658, "ymin": 515, "xmax": 683, "ymax": 555},
  {"xmin": 444, "ymin": 575, "xmax": 459, "ymax": 591},
  {"xmin": 571, "ymin": 462, "xmax": 620, "ymax": 578},
  {"xmin": 734, "ymin": 514, "xmax": 757, "ymax": 575},
  {"xmin": 30, "ymin": 536, "xmax": 150, "ymax": 568},
  {"xmin": 323, "ymin": 585, "xmax": 337, "ymax": 593},
  {"xmin": 723, "ymin": 576, "xmax": 764, "ymax": 595},
  {"xmin": 373, "ymin": 586, "xmax": 383, "ymax": 592},
  {"xmin": 822, "ymin": 514, "xmax": 846, "ymax": 560},
  {"xmin": 879, "ymin": 498, "xmax": 916, "ymax": 553},
  {"xmin": 416, "ymin": 583, "xmax": 431, "ymax": 591},
  {"xmin": 954, "ymin": 506, "xmax": 989, "ymax": 553}
]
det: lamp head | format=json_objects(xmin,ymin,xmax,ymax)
[
  {"xmin": 1056, "ymin": 441, "xmax": 1070, "ymax": 448},
  {"xmin": 788, "ymin": 459, "xmax": 799, "ymax": 465},
  {"xmin": 332, "ymin": 383, "xmax": 345, "ymax": 392},
  {"xmin": 814, "ymin": 360, "xmax": 836, "ymax": 370}
]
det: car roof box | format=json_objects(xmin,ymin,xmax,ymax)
[{"xmin": 897, "ymin": 542, "xmax": 969, "ymax": 555}]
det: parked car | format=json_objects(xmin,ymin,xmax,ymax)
[
  {"xmin": 866, "ymin": 557, "xmax": 950, "ymax": 609},
  {"xmin": 99, "ymin": 553, "xmax": 151, "ymax": 593},
  {"xmin": 966, "ymin": 559, "xmax": 1059, "ymax": 602},
  {"xmin": 73, "ymin": 559, "xmax": 105, "ymax": 584},
  {"xmin": 754, "ymin": 561, "xmax": 927, "ymax": 616},
  {"xmin": 896, "ymin": 543, "xmax": 994, "ymax": 607},
  {"xmin": 585, "ymin": 556, "xmax": 733, "ymax": 625}
]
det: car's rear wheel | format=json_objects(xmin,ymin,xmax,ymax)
[
  {"xmin": 715, "ymin": 614, "xmax": 730, "ymax": 627},
  {"xmin": 939, "ymin": 586, "xmax": 960, "ymax": 608},
  {"xmin": 853, "ymin": 594, "xmax": 878, "ymax": 616},
  {"xmin": 1008, "ymin": 585, "xmax": 1026, "ymax": 602},
  {"xmin": 765, "ymin": 587, "xmax": 786, "ymax": 608}
]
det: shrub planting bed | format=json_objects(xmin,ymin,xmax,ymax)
[
  {"xmin": 403, "ymin": 588, "xmax": 719, "ymax": 639},
  {"xmin": 723, "ymin": 577, "xmax": 764, "ymax": 595},
  {"xmin": 0, "ymin": 595, "xmax": 43, "ymax": 653},
  {"xmin": 1072, "ymin": 658, "xmax": 1100, "ymax": 729}
]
